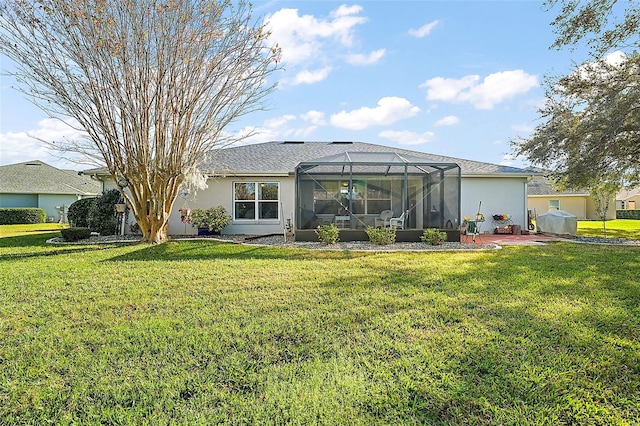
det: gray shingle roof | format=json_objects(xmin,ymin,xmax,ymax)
[
  {"xmin": 527, "ymin": 176, "xmax": 589, "ymax": 196},
  {"xmin": 0, "ymin": 160, "xmax": 101, "ymax": 195},
  {"xmin": 205, "ymin": 141, "xmax": 539, "ymax": 177},
  {"xmin": 616, "ymin": 187, "xmax": 640, "ymax": 200}
]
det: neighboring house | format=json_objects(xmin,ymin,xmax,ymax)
[
  {"xmin": 90, "ymin": 141, "xmax": 540, "ymax": 241},
  {"xmin": 0, "ymin": 160, "xmax": 101, "ymax": 222},
  {"xmin": 527, "ymin": 176, "xmax": 616, "ymax": 220},
  {"xmin": 616, "ymin": 187, "xmax": 640, "ymax": 210}
]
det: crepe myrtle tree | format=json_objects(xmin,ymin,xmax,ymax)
[{"xmin": 0, "ymin": 0, "xmax": 281, "ymax": 243}]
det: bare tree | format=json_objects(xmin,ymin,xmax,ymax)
[{"xmin": 0, "ymin": 0, "xmax": 281, "ymax": 243}]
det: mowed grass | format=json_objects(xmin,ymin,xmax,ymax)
[
  {"xmin": 0, "ymin": 225, "xmax": 639, "ymax": 424},
  {"xmin": 577, "ymin": 219, "xmax": 640, "ymax": 240}
]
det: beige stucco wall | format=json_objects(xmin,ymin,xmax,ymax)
[
  {"xmin": 617, "ymin": 194, "xmax": 640, "ymax": 210},
  {"xmin": 528, "ymin": 195, "xmax": 616, "ymax": 220},
  {"xmin": 98, "ymin": 173, "xmax": 530, "ymax": 236},
  {"xmin": 585, "ymin": 196, "xmax": 617, "ymax": 220},
  {"xmin": 167, "ymin": 175, "xmax": 295, "ymax": 236}
]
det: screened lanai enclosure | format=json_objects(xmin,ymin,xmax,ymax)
[{"xmin": 295, "ymin": 152, "xmax": 461, "ymax": 242}]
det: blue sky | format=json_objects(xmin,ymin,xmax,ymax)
[{"xmin": 0, "ymin": 1, "xmax": 589, "ymax": 170}]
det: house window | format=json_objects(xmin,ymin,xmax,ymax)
[
  {"xmin": 549, "ymin": 199, "xmax": 560, "ymax": 210},
  {"xmin": 234, "ymin": 182, "xmax": 279, "ymax": 220}
]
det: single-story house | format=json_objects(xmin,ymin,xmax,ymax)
[
  {"xmin": 616, "ymin": 188, "xmax": 640, "ymax": 210},
  {"xmin": 91, "ymin": 141, "xmax": 540, "ymax": 241},
  {"xmin": 527, "ymin": 175, "xmax": 616, "ymax": 220},
  {"xmin": 0, "ymin": 160, "xmax": 101, "ymax": 222}
]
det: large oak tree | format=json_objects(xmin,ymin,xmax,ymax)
[
  {"xmin": 513, "ymin": 0, "xmax": 639, "ymax": 189},
  {"xmin": 0, "ymin": 0, "xmax": 281, "ymax": 243}
]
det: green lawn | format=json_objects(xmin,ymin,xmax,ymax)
[
  {"xmin": 577, "ymin": 219, "xmax": 640, "ymax": 240},
  {"xmin": 0, "ymin": 225, "xmax": 639, "ymax": 424}
]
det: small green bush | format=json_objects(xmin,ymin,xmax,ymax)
[
  {"xmin": 61, "ymin": 227, "xmax": 92, "ymax": 242},
  {"xmin": 0, "ymin": 208, "xmax": 46, "ymax": 224},
  {"xmin": 68, "ymin": 198, "xmax": 96, "ymax": 228},
  {"xmin": 315, "ymin": 223, "xmax": 340, "ymax": 244},
  {"xmin": 421, "ymin": 228, "xmax": 448, "ymax": 245},
  {"xmin": 190, "ymin": 206, "xmax": 232, "ymax": 233},
  {"xmin": 366, "ymin": 226, "xmax": 396, "ymax": 245},
  {"xmin": 88, "ymin": 189, "xmax": 121, "ymax": 235}
]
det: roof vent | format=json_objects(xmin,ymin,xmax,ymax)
[
  {"xmin": 332, "ymin": 141, "xmax": 353, "ymax": 144},
  {"xmin": 283, "ymin": 140, "xmax": 304, "ymax": 144},
  {"xmin": 25, "ymin": 162, "xmax": 42, "ymax": 166}
]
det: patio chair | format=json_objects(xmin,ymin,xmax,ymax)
[
  {"xmin": 389, "ymin": 210, "xmax": 408, "ymax": 229},
  {"xmin": 374, "ymin": 209, "xmax": 394, "ymax": 227},
  {"xmin": 461, "ymin": 220, "xmax": 482, "ymax": 243}
]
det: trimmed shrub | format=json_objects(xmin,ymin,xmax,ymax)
[
  {"xmin": 88, "ymin": 189, "xmax": 121, "ymax": 235},
  {"xmin": 61, "ymin": 227, "xmax": 92, "ymax": 242},
  {"xmin": 0, "ymin": 208, "xmax": 46, "ymax": 224},
  {"xmin": 315, "ymin": 223, "xmax": 340, "ymax": 244},
  {"xmin": 366, "ymin": 226, "xmax": 396, "ymax": 245},
  {"xmin": 421, "ymin": 228, "xmax": 448, "ymax": 245},
  {"xmin": 616, "ymin": 210, "xmax": 640, "ymax": 220},
  {"xmin": 190, "ymin": 206, "xmax": 232, "ymax": 233},
  {"xmin": 68, "ymin": 198, "xmax": 96, "ymax": 228}
]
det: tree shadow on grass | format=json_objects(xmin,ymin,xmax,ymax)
[
  {"xmin": 0, "ymin": 246, "xmax": 110, "ymax": 261},
  {"xmin": 105, "ymin": 240, "xmax": 371, "ymax": 262}
]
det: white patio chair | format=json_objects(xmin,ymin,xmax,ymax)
[
  {"xmin": 389, "ymin": 210, "xmax": 408, "ymax": 229},
  {"xmin": 374, "ymin": 209, "xmax": 394, "ymax": 227}
]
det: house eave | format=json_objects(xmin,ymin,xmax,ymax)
[
  {"xmin": 462, "ymin": 173, "xmax": 538, "ymax": 178},
  {"xmin": 528, "ymin": 193, "xmax": 590, "ymax": 198},
  {"xmin": 208, "ymin": 171, "xmax": 292, "ymax": 178}
]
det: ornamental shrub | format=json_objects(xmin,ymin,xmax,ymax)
[
  {"xmin": 88, "ymin": 189, "xmax": 121, "ymax": 235},
  {"xmin": 68, "ymin": 197, "xmax": 96, "ymax": 228},
  {"xmin": 315, "ymin": 223, "xmax": 339, "ymax": 244},
  {"xmin": 61, "ymin": 227, "xmax": 92, "ymax": 242},
  {"xmin": 0, "ymin": 208, "xmax": 46, "ymax": 224},
  {"xmin": 366, "ymin": 226, "xmax": 396, "ymax": 245},
  {"xmin": 421, "ymin": 228, "xmax": 448, "ymax": 245},
  {"xmin": 190, "ymin": 206, "xmax": 232, "ymax": 233}
]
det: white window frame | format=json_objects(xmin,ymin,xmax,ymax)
[
  {"xmin": 549, "ymin": 199, "xmax": 560, "ymax": 210},
  {"xmin": 233, "ymin": 181, "xmax": 280, "ymax": 221}
]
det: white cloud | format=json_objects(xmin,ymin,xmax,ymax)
[
  {"xmin": 409, "ymin": 20, "xmax": 439, "ymax": 38},
  {"xmin": 264, "ymin": 114, "xmax": 297, "ymax": 129},
  {"xmin": 421, "ymin": 70, "xmax": 538, "ymax": 109},
  {"xmin": 0, "ymin": 118, "xmax": 87, "ymax": 168},
  {"xmin": 265, "ymin": 6, "xmax": 366, "ymax": 65},
  {"xmin": 292, "ymin": 67, "xmax": 333, "ymax": 85},
  {"xmin": 604, "ymin": 50, "xmax": 626, "ymax": 65},
  {"xmin": 500, "ymin": 153, "xmax": 515, "ymax": 166},
  {"xmin": 574, "ymin": 50, "xmax": 627, "ymax": 81},
  {"xmin": 434, "ymin": 115, "xmax": 460, "ymax": 126},
  {"xmin": 330, "ymin": 97, "xmax": 420, "ymax": 130},
  {"xmin": 346, "ymin": 48, "xmax": 386, "ymax": 65},
  {"xmin": 422, "ymin": 75, "xmax": 479, "ymax": 102},
  {"xmin": 229, "ymin": 113, "xmax": 322, "ymax": 145},
  {"xmin": 265, "ymin": 5, "xmax": 370, "ymax": 85},
  {"xmin": 301, "ymin": 110, "xmax": 326, "ymax": 126},
  {"xmin": 379, "ymin": 130, "xmax": 435, "ymax": 146}
]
